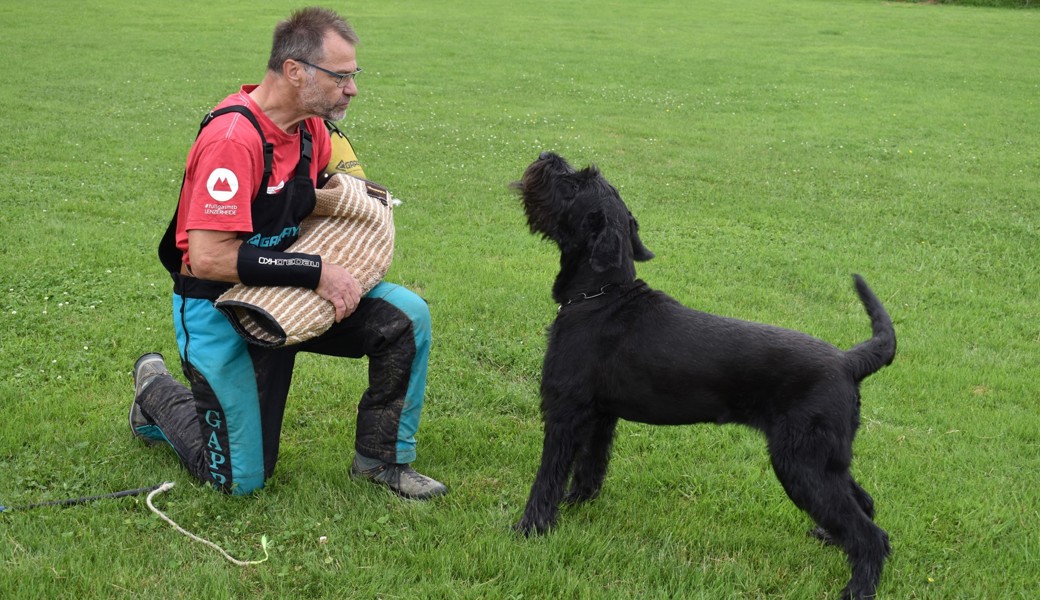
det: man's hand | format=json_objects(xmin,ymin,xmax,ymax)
[{"xmin": 315, "ymin": 262, "xmax": 361, "ymax": 322}]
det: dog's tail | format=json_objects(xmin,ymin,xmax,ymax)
[{"xmin": 845, "ymin": 274, "xmax": 896, "ymax": 382}]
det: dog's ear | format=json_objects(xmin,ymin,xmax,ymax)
[
  {"xmin": 583, "ymin": 209, "xmax": 624, "ymax": 272},
  {"xmin": 629, "ymin": 215, "xmax": 655, "ymax": 262}
]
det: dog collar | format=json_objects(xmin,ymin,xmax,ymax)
[{"xmin": 558, "ymin": 283, "xmax": 622, "ymax": 312}]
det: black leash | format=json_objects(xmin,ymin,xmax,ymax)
[{"xmin": 0, "ymin": 484, "xmax": 164, "ymax": 513}]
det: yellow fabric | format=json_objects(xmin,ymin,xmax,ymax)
[{"xmin": 323, "ymin": 124, "xmax": 366, "ymax": 179}]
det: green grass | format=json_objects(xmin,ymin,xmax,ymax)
[{"xmin": 1, "ymin": 0, "xmax": 1038, "ymax": 598}]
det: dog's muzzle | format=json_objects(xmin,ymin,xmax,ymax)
[{"xmin": 533, "ymin": 151, "xmax": 572, "ymax": 174}]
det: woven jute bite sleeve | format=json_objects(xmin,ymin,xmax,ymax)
[{"xmin": 214, "ymin": 173, "xmax": 395, "ymax": 347}]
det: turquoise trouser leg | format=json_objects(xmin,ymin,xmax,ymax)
[{"xmin": 174, "ymin": 294, "xmax": 266, "ymax": 495}]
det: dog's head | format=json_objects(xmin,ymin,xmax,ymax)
[{"xmin": 513, "ymin": 152, "xmax": 654, "ymax": 274}]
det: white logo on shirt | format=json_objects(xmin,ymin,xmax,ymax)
[
  {"xmin": 206, "ymin": 168, "xmax": 239, "ymax": 202},
  {"xmin": 266, "ymin": 180, "xmax": 286, "ymax": 195}
]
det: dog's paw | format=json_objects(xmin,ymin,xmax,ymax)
[
  {"xmin": 809, "ymin": 525, "xmax": 838, "ymax": 546},
  {"xmin": 562, "ymin": 488, "xmax": 599, "ymax": 506},
  {"xmin": 513, "ymin": 516, "xmax": 553, "ymax": 537}
]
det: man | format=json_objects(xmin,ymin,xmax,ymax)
[{"xmin": 131, "ymin": 7, "xmax": 447, "ymax": 500}]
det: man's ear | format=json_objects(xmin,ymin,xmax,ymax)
[
  {"xmin": 629, "ymin": 215, "xmax": 654, "ymax": 262},
  {"xmin": 282, "ymin": 59, "xmax": 307, "ymax": 87},
  {"xmin": 584, "ymin": 210, "xmax": 624, "ymax": 272}
]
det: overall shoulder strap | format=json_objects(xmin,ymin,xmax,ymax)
[
  {"xmin": 296, "ymin": 119, "xmax": 313, "ymax": 176},
  {"xmin": 158, "ymin": 105, "xmax": 273, "ymax": 274},
  {"xmin": 204, "ymin": 105, "xmax": 273, "ymax": 177}
]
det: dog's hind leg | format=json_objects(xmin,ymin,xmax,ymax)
[
  {"xmin": 515, "ymin": 418, "xmax": 583, "ymax": 535},
  {"xmin": 564, "ymin": 413, "xmax": 619, "ymax": 505},
  {"xmin": 810, "ymin": 475, "xmax": 877, "ymax": 545},
  {"xmin": 769, "ymin": 443, "xmax": 890, "ymax": 599},
  {"xmin": 849, "ymin": 477, "xmax": 876, "ymax": 520},
  {"xmin": 826, "ymin": 491, "xmax": 889, "ymax": 600}
]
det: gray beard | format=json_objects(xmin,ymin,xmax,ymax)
[
  {"xmin": 325, "ymin": 106, "xmax": 347, "ymax": 122},
  {"xmin": 301, "ymin": 76, "xmax": 346, "ymax": 122}
]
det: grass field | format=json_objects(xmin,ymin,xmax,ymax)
[{"xmin": 1, "ymin": 0, "xmax": 1038, "ymax": 598}]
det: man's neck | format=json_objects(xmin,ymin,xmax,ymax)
[{"xmin": 247, "ymin": 74, "xmax": 305, "ymax": 134}]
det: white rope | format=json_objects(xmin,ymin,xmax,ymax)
[{"xmin": 145, "ymin": 482, "xmax": 269, "ymax": 566}]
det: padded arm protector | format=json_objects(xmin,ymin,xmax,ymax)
[{"xmin": 237, "ymin": 244, "xmax": 323, "ymax": 289}]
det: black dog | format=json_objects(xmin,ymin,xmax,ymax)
[{"xmin": 512, "ymin": 152, "xmax": 896, "ymax": 600}]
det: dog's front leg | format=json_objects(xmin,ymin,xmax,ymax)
[
  {"xmin": 515, "ymin": 420, "xmax": 579, "ymax": 536},
  {"xmin": 564, "ymin": 413, "xmax": 618, "ymax": 505}
]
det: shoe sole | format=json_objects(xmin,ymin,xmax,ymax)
[
  {"xmin": 131, "ymin": 353, "xmax": 167, "ymax": 446},
  {"xmin": 133, "ymin": 353, "xmax": 168, "ymax": 396}
]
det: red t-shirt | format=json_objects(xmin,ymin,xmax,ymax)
[{"xmin": 175, "ymin": 85, "xmax": 332, "ymax": 267}]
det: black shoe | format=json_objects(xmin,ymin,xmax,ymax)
[
  {"xmin": 350, "ymin": 455, "xmax": 448, "ymax": 500},
  {"xmin": 129, "ymin": 353, "xmax": 168, "ymax": 445}
]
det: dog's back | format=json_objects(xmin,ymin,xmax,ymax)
[{"xmin": 558, "ymin": 275, "xmax": 896, "ymax": 427}]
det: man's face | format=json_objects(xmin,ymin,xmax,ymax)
[{"xmin": 299, "ymin": 33, "xmax": 358, "ymax": 122}]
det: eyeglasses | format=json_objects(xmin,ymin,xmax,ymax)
[{"xmin": 295, "ymin": 59, "xmax": 362, "ymax": 87}]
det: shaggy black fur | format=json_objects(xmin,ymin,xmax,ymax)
[{"xmin": 512, "ymin": 152, "xmax": 896, "ymax": 600}]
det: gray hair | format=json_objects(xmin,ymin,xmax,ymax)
[{"xmin": 267, "ymin": 7, "xmax": 359, "ymax": 72}]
